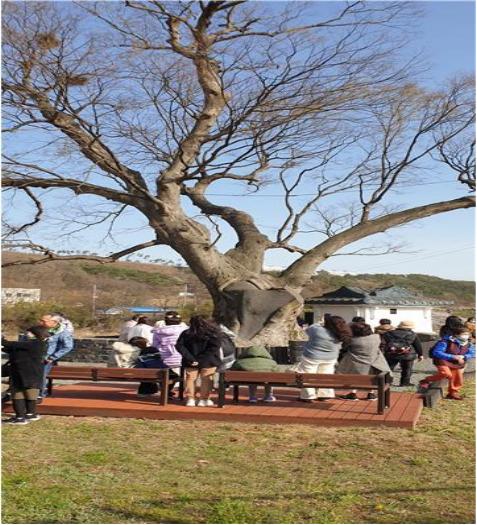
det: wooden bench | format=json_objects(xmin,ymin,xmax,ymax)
[
  {"xmin": 218, "ymin": 371, "xmax": 391, "ymax": 414},
  {"xmin": 46, "ymin": 366, "xmax": 170, "ymax": 406}
]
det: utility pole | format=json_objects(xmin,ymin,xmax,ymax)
[{"xmin": 92, "ymin": 284, "xmax": 97, "ymax": 318}]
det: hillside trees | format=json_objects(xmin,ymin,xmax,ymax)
[{"xmin": 2, "ymin": 1, "xmax": 475, "ymax": 343}]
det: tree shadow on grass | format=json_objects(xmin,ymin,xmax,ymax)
[{"xmin": 97, "ymin": 485, "xmax": 474, "ymax": 524}]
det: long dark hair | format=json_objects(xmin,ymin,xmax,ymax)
[
  {"xmin": 324, "ymin": 315, "xmax": 352, "ymax": 344},
  {"xmin": 188, "ymin": 315, "xmax": 219, "ymax": 339},
  {"xmin": 27, "ymin": 325, "xmax": 50, "ymax": 340},
  {"xmin": 164, "ymin": 311, "xmax": 182, "ymax": 326},
  {"xmin": 128, "ymin": 336, "xmax": 149, "ymax": 349},
  {"xmin": 439, "ymin": 315, "xmax": 464, "ymax": 337},
  {"xmin": 350, "ymin": 322, "xmax": 373, "ymax": 337}
]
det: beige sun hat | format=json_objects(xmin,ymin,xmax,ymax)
[{"xmin": 398, "ymin": 320, "xmax": 415, "ymax": 330}]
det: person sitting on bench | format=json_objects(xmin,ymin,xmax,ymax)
[
  {"xmin": 294, "ymin": 315, "xmax": 351, "ymax": 402},
  {"xmin": 336, "ymin": 322, "xmax": 392, "ymax": 401},
  {"xmin": 132, "ymin": 337, "xmax": 178, "ymax": 397},
  {"xmin": 230, "ymin": 346, "xmax": 279, "ymax": 403}
]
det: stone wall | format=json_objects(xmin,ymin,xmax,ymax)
[
  {"xmin": 61, "ymin": 338, "xmax": 117, "ymax": 364},
  {"xmin": 63, "ymin": 333, "xmax": 438, "ymax": 365}
]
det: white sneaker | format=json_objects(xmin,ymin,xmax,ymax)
[
  {"xmin": 197, "ymin": 399, "xmax": 215, "ymax": 407},
  {"xmin": 186, "ymin": 398, "xmax": 197, "ymax": 407}
]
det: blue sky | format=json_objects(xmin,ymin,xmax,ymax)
[{"xmin": 3, "ymin": 1, "xmax": 475, "ymax": 281}]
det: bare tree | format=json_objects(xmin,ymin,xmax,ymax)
[{"xmin": 2, "ymin": 1, "xmax": 475, "ymax": 343}]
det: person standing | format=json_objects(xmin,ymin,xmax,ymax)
[
  {"xmin": 294, "ymin": 315, "xmax": 352, "ymax": 402},
  {"xmin": 127, "ymin": 316, "xmax": 153, "ymax": 345},
  {"xmin": 2, "ymin": 326, "xmax": 50, "ymax": 424},
  {"xmin": 152, "ymin": 311, "xmax": 187, "ymax": 374},
  {"xmin": 374, "ymin": 319, "xmax": 395, "ymax": 336},
  {"xmin": 118, "ymin": 315, "xmax": 139, "ymax": 343},
  {"xmin": 381, "ymin": 320, "xmax": 423, "ymax": 387},
  {"xmin": 464, "ymin": 317, "xmax": 475, "ymax": 341},
  {"xmin": 176, "ymin": 316, "xmax": 222, "ymax": 407},
  {"xmin": 39, "ymin": 314, "xmax": 75, "ymax": 398},
  {"xmin": 439, "ymin": 315, "xmax": 464, "ymax": 337},
  {"xmin": 52, "ymin": 312, "xmax": 74, "ymax": 334}
]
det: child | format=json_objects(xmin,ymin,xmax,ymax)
[
  {"xmin": 419, "ymin": 327, "xmax": 475, "ymax": 400},
  {"xmin": 2, "ymin": 326, "xmax": 50, "ymax": 424},
  {"xmin": 230, "ymin": 346, "xmax": 279, "ymax": 403}
]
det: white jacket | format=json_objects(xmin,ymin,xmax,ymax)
[
  {"xmin": 118, "ymin": 320, "xmax": 137, "ymax": 343},
  {"xmin": 110, "ymin": 342, "xmax": 140, "ymax": 368},
  {"xmin": 127, "ymin": 323, "xmax": 154, "ymax": 345}
]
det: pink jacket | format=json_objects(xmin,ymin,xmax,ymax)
[{"xmin": 152, "ymin": 324, "xmax": 188, "ymax": 368}]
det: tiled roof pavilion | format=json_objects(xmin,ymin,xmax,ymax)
[{"xmin": 306, "ymin": 285, "xmax": 452, "ymax": 306}]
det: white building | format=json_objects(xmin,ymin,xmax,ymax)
[
  {"xmin": 1, "ymin": 288, "xmax": 41, "ymax": 304},
  {"xmin": 305, "ymin": 286, "xmax": 452, "ymax": 334}
]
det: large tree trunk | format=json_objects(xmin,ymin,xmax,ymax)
[{"xmin": 210, "ymin": 279, "xmax": 305, "ymax": 346}]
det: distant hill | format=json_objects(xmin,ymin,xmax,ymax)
[
  {"xmin": 2, "ymin": 252, "xmax": 475, "ymax": 310},
  {"xmin": 305, "ymin": 271, "xmax": 475, "ymax": 307}
]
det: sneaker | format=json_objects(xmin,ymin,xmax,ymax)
[
  {"xmin": 446, "ymin": 393, "xmax": 464, "ymax": 400},
  {"xmin": 262, "ymin": 395, "xmax": 276, "ymax": 402},
  {"xmin": 1, "ymin": 393, "xmax": 11, "ymax": 402},
  {"xmin": 186, "ymin": 398, "xmax": 197, "ymax": 407},
  {"xmin": 25, "ymin": 413, "xmax": 41, "ymax": 421},
  {"xmin": 248, "ymin": 397, "xmax": 258, "ymax": 403},
  {"xmin": 197, "ymin": 399, "xmax": 215, "ymax": 407},
  {"xmin": 4, "ymin": 417, "xmax": 29, "ymax": 425},
  {"xmin": 366, "ymin": 392, "xmax": 377, "ymax": 401},
  {"xmin": 342, "ymin": 392, "xmax": 359, "ymax": 401}
]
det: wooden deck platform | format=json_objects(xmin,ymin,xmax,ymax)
[{"xmin": 4, "ymin": 383, "xmax": 424, "ymax": 429}]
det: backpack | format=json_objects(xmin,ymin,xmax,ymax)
[
  {"xmin": 218, "ymin": 332, "xmax": 237, "ymax": 371},
  {"xmin": 219, "ymin": 332, "xmax": 236, "ymax": 359},
  {"xmin": 429, "ymin": 338, "xmax": 466, "ymax": 362},
  {"xmin": 383, "ymin": 340, "xmax": 412, "ymax": 356},
  {"xmin": 382, "ymin": 331, "xmax": 414, "ymax": 356}
]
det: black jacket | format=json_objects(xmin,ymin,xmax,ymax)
[
  {"xmin": 2, "ymin": 338, "xmax": 46, "ymax": 389},
  {"xmin": 382, "ymin": 329, "xmax": 423, "ymax": 360},
  {"xmin": 176, "ymin": 330, "xmax": 222, "ymax": 369}
]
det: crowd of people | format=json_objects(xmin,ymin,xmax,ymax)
[
  {"xmin": 112, "ymin": 311, "xmax": 475, "ymax": 406},
  {"xmin": 113, "ymin": 312, "xmax": 236, "ymax": 407},
  {"xmin": 294, "ymin": 313, "xmax": 474, "ymax": 402},
  {"xmin": 2, "ymin": 309, "xmax": 474, "ymax": 424}
]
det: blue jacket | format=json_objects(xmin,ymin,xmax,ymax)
[
  {"xmin": 432, "ymin": 335, "xmax": 475, "ymax": 362},
  {"xmin": 303, "ymin": 325, "xmax": 342, "ymax": 361},
  {"xmin": 46, "ymin": 328, "xmax": 74, "ymax": 361}
]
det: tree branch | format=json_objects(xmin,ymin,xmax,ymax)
[
  {"xmin": 283, "ymin": 195, "xmax": 475, "ymax": 287},
  {"xmin": 1, "ymin": 239, "xmax": 163, "ymax": 268}
]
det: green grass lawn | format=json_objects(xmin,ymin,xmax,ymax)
[{"xmin": 2, "ymin": 382, "xmax": 475, "ymax": 524}]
